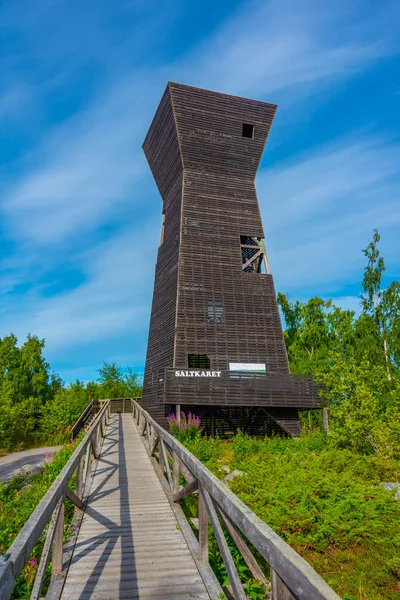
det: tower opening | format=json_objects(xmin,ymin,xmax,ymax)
[
  {"xmin": 188, "ymin": 354, "xmax": 211, "ymax": 369},
  {"xmin": 242, "ymin": 123, "xmax": 254, "ymax": 138}
]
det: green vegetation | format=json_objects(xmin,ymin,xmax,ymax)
[
  {"xmin": 278, "ymin": 229, "xmax": 400, "ymax": 459},
  {"xmin": 0, "ymin": 354, "xmax": 142, "ymax": 451},
  {"xmin": 0, "ymin": 443, "xmax": 78, "ymax": 597},
  {"xmin": 178, "ymin": 430, "xmax": 400, "ymax": 600}
]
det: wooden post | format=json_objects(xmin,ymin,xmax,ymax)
[
  {"xmin": 198, "ymin": 487, "xmax": 208, "ymax": 563},
  {"xmin": 159, "ymin": 440, "xmax": 165, "ymax": 476},
  {"xmin": 271, "ymin": 569, "xmax": 296, "ymax": 600},
  {"xmin": 75, "ymin": 457, "xmax": 83, "ymax": 500},
  {"xmin": 52, "ymin": 500, "xmax": 65, "ymax": 577},
  {"xmin": 176, "ymin": 404, "xmax": 181, "ymax": 424},
  {"xmin": 173, "ymin": 452, "xmax": 180, "ymax": 496},
  {"xmin": 91, "ymin": 430, "xmax": 98, "ymax": 460},
  {"xmin": 82, "ymin": 442, "xmax": 92, "ymax": 497},
  {"xmin": 123, "ymin": 398, "xmax": 126, "ymax": 413}
]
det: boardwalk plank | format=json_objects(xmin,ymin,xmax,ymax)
[{"xmin": 61, "ymin": 414, "xmax": 210, "ymax": 600}]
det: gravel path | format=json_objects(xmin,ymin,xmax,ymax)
[{"xmin": 0, "ymin": 446, "xmax": 61, "ymax": 483}]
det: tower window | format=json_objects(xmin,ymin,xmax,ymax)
[
  {"xmin": 242, "ymin": 123, "xmax": 254, "ymax": 139},
  {"xmin": 188, "ymin": 354, "xmax": 211, "ymax": 369},
  {"xmin": 208, "ymin": 301, "xmax": 224, "ymax": 323},
  {"xmin": 160, "ymin": 212, "xmax": 166, "ymax": 245},
  {"xmin": 240, "ymin": 235, "xmax": 268, "ymax": 274}
]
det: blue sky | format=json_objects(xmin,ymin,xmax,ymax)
[{"xmin": 1, "ymin": 0, "xmax": 399, "ymax": 383}]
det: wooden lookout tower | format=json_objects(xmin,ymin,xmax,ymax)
[{"xmin": 141, "ymin": 82, "xmax": 320, "ymax": 437}]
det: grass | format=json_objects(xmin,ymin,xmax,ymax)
[{"xmin": 182, "ymin": 431, "xmax": 400, "ymax": 600}]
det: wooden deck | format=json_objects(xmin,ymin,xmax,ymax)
[{"xmin": 61, "ymin": 413, "xmax": 210, "ymax": 599}]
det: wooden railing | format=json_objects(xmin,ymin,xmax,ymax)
[
  {"xmin": 0, "ymin": 400, "xmax": 111, "ymax": 600},
  {"xmin": 70, "ymin": 399, "xmax": 95, "ymax": 440},
  {"xmin": 131, "ymin": 399, "xmax": 341, "ymax": 600}
]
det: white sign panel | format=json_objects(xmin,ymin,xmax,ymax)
[{"xmin": 229, "ymin": 363, "xmax": 266, "ymax": 372}]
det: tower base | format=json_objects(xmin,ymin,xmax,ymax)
[{"xmin": 169, "ymin": 405, "xmax": 303, "ymax": 438}]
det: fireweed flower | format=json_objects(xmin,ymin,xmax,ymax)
[{"xmin": 167, "ymin": 411, "xmax": 203, "ymax": 441}]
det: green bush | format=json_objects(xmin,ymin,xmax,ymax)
[{"xmin": 183, "ymin": 431, "xmax": 400, "ymax": 600}]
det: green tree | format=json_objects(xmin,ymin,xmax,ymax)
[
  {"xmin": 0, "ymin": 334, "xmax": 61, "ymax": 449},
  {"xmin": 278, "ymin": 229, "xmax": 400, "ymax": 457},
  {"xmin": 277, "ymin": 295, "xmax": 355, "ymax": 376},
  {"xmin": 360, "ymin": 229, "xmax": 400, "ymax": 380},
  {"xmin": 97, "ymin": 362, "xmax": 142, "ymax": 398},
  {"xmin": 43, "ymin": 381, "xmax": 90, "ymax": 443}
]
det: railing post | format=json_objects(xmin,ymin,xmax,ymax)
[
  {"xmin": 271, "ymin": 569, "xmax": 296, "ymax": 600},
  {"xmin": 75, "ymin": 457, "xmax": 83, "ymax": 500},
  {"xmin": 159, "ymin": 440, "xmax": 165, "ymax": 476},
  {"xmin": 52, "ymin": 499, "xmax": 65, "ymax": 577},
  {"xmin": 198, "ymin": 486, "xmax": 208, "ymax": 564},
  {"xmin": 82, "ymin": 442, "xmax": 92, "ymax": 498},
  {"xmin": 172, "ymin": 452, "xmax": 180, "ymax": 496}
]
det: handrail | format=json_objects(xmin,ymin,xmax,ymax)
[
  {"xmin": 130, "ymin": 398, "xmax": 341, "ymax": 600},
  {"xmin": 0, "ymin": 400, "xmax": 111, "ymax": 600},
  {"xmin": 70, "ymin": 399, "xmax": 95, "ymax": 440}
]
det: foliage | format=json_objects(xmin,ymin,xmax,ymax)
[
  {"xmin": 0, "ymin": 335, "xmax": 62, "ymax": 450},
  {"xmin": 208, "ymin": 526, "xmax": 268, "ymax": 599},
  {"xmin": 41, "ymin": 382, "xmax": 91, "ymax": 444},
  {"xmin": 96, "ymin": 362, "xmax": 142, "ymax": 399},
  {"xmin": 167, "ymin": 411, "xmax": 202, "ymax": 442},
  {"xmin": 0, "ymin": 353, "xmax": 142, "ymax": 451},
  {"xmin": 0, "ymin": 444, "xmax": 79, "ymax": 598},
  {"xmin": 360, "ymin": 229, "xmax": 400, "ymax": 377},
  {"xmin": 278, "ymin": 229, "xmax": 400, "ymax": 459},
  {"xmin": 0, "ymin": 444, "xmax": 77, "ymax": 555},
  {"xmin": 183, "ymin": 431, "xmax": 400, "ymax": 600}
]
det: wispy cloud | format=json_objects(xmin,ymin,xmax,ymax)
[
  {"xmin": 0, "ymin": 222, "xmax": 157, "ymax": 353},
  {"xmin": 1, "ymin": 79, "xmax": 155, "ymax": 245},
  {"xmin": 259, "ymin": 136, "xmax": 400, "ymax": 293},
  {"xmin": 174, "ymin": 0, "xmax": 399, "ymax": 98}
]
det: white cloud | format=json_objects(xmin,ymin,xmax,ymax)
[
  {"xmin": 172, "ymin": 0, "xmax": 399, "ymax": 99},
  {"xmin": 0, "ymin": 222, "xmax": 157, "ymax": 353},
  {"xmin": 1, "ymin": 79, "xmax": 155, "ymax": 244},
  {"xmin": 258, "ymin": 137, "xmax": 400, "ymax": 293}
]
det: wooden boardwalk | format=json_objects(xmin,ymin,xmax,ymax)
[{"xmin": 61, "ymin": 413, "xmax": 210, "ymax": 600}]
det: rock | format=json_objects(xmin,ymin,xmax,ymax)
[
  {"xmin": 224, "ymin": 469, "xmax": 245, "ymax": 483},
  {"xmin": 220, "ymin": 465, "xmax": 231, "ymax": 474},
  {"xmin": 382, "ymin": 482, "xmax": 400, "ymax": 499}
]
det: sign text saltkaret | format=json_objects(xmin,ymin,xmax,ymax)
[{"xmin": 174, "ymin": 370, "xmax": 222, "ymax": 377}]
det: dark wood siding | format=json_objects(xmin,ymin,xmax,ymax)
[
  {"xmin": 141, "ymin": 82, "xmax": 320, "ymax": 433},
  {"xmin": 141, "ymin": 86, "xmax": 183, "ymax": 423}
]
